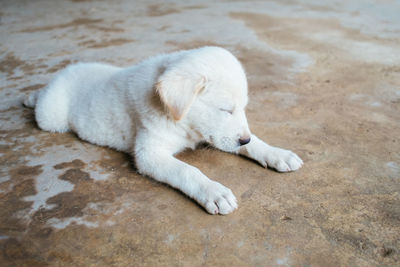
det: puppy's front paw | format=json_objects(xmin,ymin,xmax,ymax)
[
  {"xmin": 197, "ymin": 181, "xmax": 237, "ymax": 215},
  {"xmin": 264, "ymin": 147, "xmax": 303, "ymax": 172}
]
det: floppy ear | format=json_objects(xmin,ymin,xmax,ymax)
[{"xmin": 156, "ymin": 71, "xmax": 205, "ymax": 121}]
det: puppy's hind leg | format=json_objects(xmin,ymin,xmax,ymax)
[
  {"xmin": 34, "ymin": 78, "xmax": 71, "ymax": 133},
  {"xmin": 23, "ymin": 91, "xmax": 39, "ymax": 108}
]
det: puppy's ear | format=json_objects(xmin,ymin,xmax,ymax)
[{"xmin": 156, "ymin": 72, "xmax": 205, "ymax": 121}]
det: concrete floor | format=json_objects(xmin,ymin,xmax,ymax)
[{"xmin": 1, "ymin": 0, "xmax": 399, "ymax": 266}]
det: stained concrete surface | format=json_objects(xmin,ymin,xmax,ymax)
[{"xmin": 0, "ymin": 0, "xmax": 399, "ymax": 266}]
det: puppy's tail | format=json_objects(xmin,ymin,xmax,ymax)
[{"xmin": 23, "ymin": 91, "xmax": 39, "ymax": 108}]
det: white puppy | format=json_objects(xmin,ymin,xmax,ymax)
[{"xmin": 24, "ymin": 46, "xmax": 303, "ymax": 215}]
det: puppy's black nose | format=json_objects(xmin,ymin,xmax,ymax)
[{"xmin": 239, "ymin": 137, "xmax": 251, "ymax": 146}]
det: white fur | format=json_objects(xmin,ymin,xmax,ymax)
[{"xmin": 26, "ymin": 46, "xmax": 303, "ymax": 215}]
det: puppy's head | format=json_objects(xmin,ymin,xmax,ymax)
[{"xmin": 156, "ymin": 46, "xmax": 251, "ymax": 152}]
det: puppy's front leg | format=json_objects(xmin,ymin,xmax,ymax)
[
  {"xmin": 135, "ymin": 145, "xmax": 237, "ymax": 215},
  {"xmin": 239, "ymin": 134, "xmax": 303, "ymax": 172}
]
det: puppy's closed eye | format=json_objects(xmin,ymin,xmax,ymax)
[{"xmin": 219, "ymin": 108, "xmax": 233, "ymax": 114}]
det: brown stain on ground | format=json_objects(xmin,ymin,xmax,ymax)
[
  {"xmin": 20, "ymin": 18, "xmax": 103, "ymax": 33},
  {"xmin": 87, "ymin": 24, "xmax": 125, "ymax": 33},
  {"xmin": 0, "ymin": 53, "xmax": 25, "ymax": 76},
  {"xmin": 0, "ymin": 106, "xmax": 19, "ymax": 113},
  {"xmin": 165, "ymin": 40, "xmax": 221, "ymax": 50},
  {"xmin": 147, "ymin": 4, "xmax": 180, "ymax": 17},
  {"xmin": 46, "ymin": 59, "xmax": 73, "ymax": 73},
  {"xmin": 183, "ymin": 5, "xmax": 207, "ymax": 10},
  {"xmin": 11, "ymin": 165, "xmax": 43, "ymax": 177},
  {"xmin": 2, "ymin": 238, "xmax": 46, "ymax": 265},
  {"xmin": 0, "ymin": 178, "xmax": 36, "ymax": 234},
  {"xmin": 54, "ymin": 159, "xmax": 85, "ymax": 170},
  {"xmin": 19, "ymin": 84, "xmax": 45, "ymax": 93},
  {"xmin": 0, "ymin": 53, "xmax": 35, "ymax": 77},
  {"xmin": 79, "ymin": 38, "xmax": 135, "ymax": 49}
]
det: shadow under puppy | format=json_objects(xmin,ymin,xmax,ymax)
[{"xmin": 24, "ymin": 46, "xmax": 303, "ymax": 215}]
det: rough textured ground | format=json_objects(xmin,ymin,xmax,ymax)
[{"xmin": 1, "ymin": 0, "xmax": 399, "ymax": 266}]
